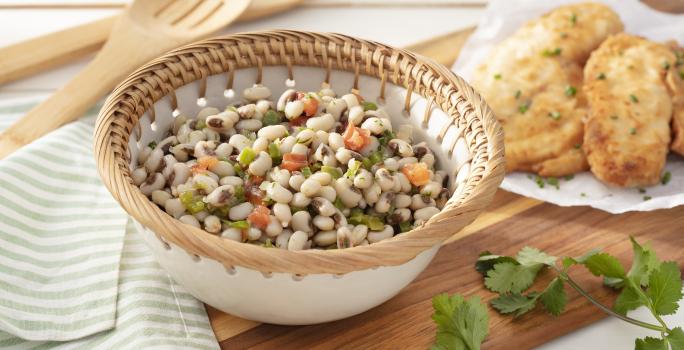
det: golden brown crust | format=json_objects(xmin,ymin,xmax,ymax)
[
  {"xmin": 665, "ymin": 42, "xmax": 684, "ymax": 155},
  {"xmin": 583, "ymin": 34, "xmax": 675, "ymax": 187},
  {"xmin": 472, "ymin": 2, "xmax": 623, "ymax": 177}
]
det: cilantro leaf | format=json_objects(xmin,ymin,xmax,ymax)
[
  {"xmin": 539, "ymin": 277, "xmax": 567, "ymax": 316},
  {"xmin": 517, "ymin": 247, "xmax": 557, "ymax": 266},
  {"xmin": 635, "ymin": 337, "xmax": 668, "ymax": 350},
  {"xmin": 583, "ymin": 253, "xmax": 626, "ymax": 279},
  {"xmin": 485, "ymin": 262, "xmax": 542, "ymax": 294},
  {"xmin": 646, "ymin": 261, "xmax": 682, "ymax": 315},
  {"xmin": 561, "ymin": 249, "xmax": 600, "ymax": 270},
  {"xmin": 666, "ymin": 327, "xmax": 684, "ymax": 350},
  {"xmin": 490, "ymin": 293, "xmax": 539, "ymax": 317},
  {"xmin": 614, "ymin": 278, "xmax": 648, "ymax": 315},
  {"xmin": 627, "ymin": 237, "xmax": 661, "ymax": 287},
  {"xmin": 431, "ymin": 294, "xmax": 489, "ymax": 350},
  {"xmin": 475, "ymin": 251, "xmax": 519, "ymax": 275}
]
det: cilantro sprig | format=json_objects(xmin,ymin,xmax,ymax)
[
  {"xmin": 431, "ymin": 294, "xmax": 489, "ymax": 350},
  {"xmin": 477, "ymin": 237, "xmax": 683, "ymax": 349}
]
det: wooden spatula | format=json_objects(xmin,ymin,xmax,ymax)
[{"xmin": 0, "ymin": 0, "xmax": 251, "ymax": 159}]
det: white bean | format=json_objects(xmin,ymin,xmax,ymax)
[
  {"xmin": 255, "ymin": 100, "xmax": 272, "ymax": 114},
  {"xmin": 335, "ymin": 148, "xmax": 352, "ymax": 164},
  {"xmin": 341, "ymin": 93, "xmax": 360, "ymax": 108},
  {"xmin": 268, "ymin": 182, "xmax": 293, "ymax": 203},
  {"xmin": 221, "ymin": 228, "xmax": 242, "ymax": 242},
  {"xmin": 277, "ymin": 89, "xmax": 296, "ymax": 111},
  {"xmin": 273, "ymin": 203, "xmax": 292, "ymax": 227},
  {"xmin": 258, "ymin": 125, "xmax": 288, "ymax": 140},
  {"xmin": 206, "ymin": 111, "xmax": 239, "ymax": 132},
  {"xmin": 300, "ymin": 178, "xmax": 321, "ymax": 197},
  {"xmin": 414, "ymin": 206, "xmax": 440, "ymax": 221},
  {"xmin": 275, "ymin": 230, "xmax": 293, "ymax": 249},
  {"xmin": 396, "ymin": 172, "xmax": 412, "ymax": 193},
  {"xmin": 144, "ymin": 148, "xmax": 164, "ymax": 173},
  {"xmin": 313, "ymin": 230, "xmax": 337, "ymax": 247},
  {"xmin": 291, "ymin": 211, "xmax": 313, "ymax": 234},
  {"xmin": 248, "ymin": 151, "xmax": 272, "ymax": 176},
  {"xmin": 333, "ymin": 178, "xmax": 362, "ymax": 207},
  {"xmin": 287, "ymin": 231, "xmax": 308, "ymax": 251},
  {"xmin": 325, "ymin": 98, "xmax": 347, "ymax": 120},
  {"xmin": 336, "ymin": 226, "xmax": 353, "ymax": 249},
  {"xmin": 353, "ymin": 169, "xmax": 373, "ymax": 189},
  {"xmin": 360, "ymin": 117, "xmax": 386, "ymax": 135},
  {"xmin": 219, "ymin": 176, "xmax": 243, "ymax": 187},
  {"xmin": 279, "ymin": 136, "xmax": 296, "ymax": 154},
  {"xmin": 164, "ymin": 198, "xmax": 185, "ymax": 218},
  {"xmin": 179, "ymin": 215, "xmax": 201, "ymax": 228},
  {"xmin": 229, "ymin": 202, "xmax": 254, "ymax": 220},
  {"xmin": 285, "ymin": 100, "xmax": 304, "ymax": 120},
  {"xmin": 131, "ymin": 167, "xmax": 147, "ymax": 186},
  {"xmin": 151, "ymin": 190, "xmax": 172, "ymax": 206},
  {"xmin": 197, "ymin": 107, "xmax": 220, "ymax": 121},
  {"xmin": 384, "ymin": 157, "xmax": 399, "ymax": 171},
  {"xmin": 328, "ymin": 132, "xmax": 344, "ymax": 151},
  {"xmin": 295, "ymin": 129, "xmax": 315, "ymax": 145},
  {"xmin": 247, "ymin": 227, "xmax": 262, "ymax": 241},
  {"xmin": 291, "ymin": 192, "xmax": 311, "ymax": 207},
  {"xmin": 309, "ymin": 172, "xmax": 332, "ymax": 186},
  {"xmin": 363, "ymin": 182, "xmax": 381, "ymax": 205},
  {"xmin": 410, "ymin": 194, "xmax": 435, "ymax": 210},
  {"xmin": 236, "ymin": 119, "xmax": 262, "ymax": 131},
  {"xmin": 270, "ymin": 168, "xmax": 291, "ymax": 188},
  {"xmin": 291, "ymin": 143, "xmax": 309, "ymax": 156},
  {"xmin": 374, "ymin": 192, "xmax": 395, "ymax": 214},
  {"xmin": 375, "ymin": 168, "xmax": 395, "ymax": 192},
  {"xmin": 394, "ymin": 193, "xmax": 412, "ymax": 208},
  {"xmin": 209, "ymin": 161, "xmax": 234, "ymax": 177},
  {"xmin": 311, "ymin": 197, "xmax": 336, "ymax": 216},
  {"xmin": 265, "ymin": 216, "xmax": 283, "ymax": 237},
  {"xmin": 351, "ymin": 225, "xmax": 368, "ymax": 245},
  {"xmin": 228, "ymin": 134, "xmax": 251, "ymax": 151},
  {"xmin": 205, "ymin": 185, "xmax": 235, "ymax": 207},
  {"xmin": 306, "ymin": 113, "xmax": 335, "ymax": 131},
  {"xmin": 313, "ymin": 215, "xmax": 335, "ymax": 231},
  {"xmin": 318, "ymin": 185, "xmax": 336, "ymax": 202},
  {"xmin": 348, "ymin": 105, "xmax": 365, "ymax": 125},
  {"xmin": 367, "ymin": 225, "xmax": 394, "ymax": 243},
  {"xmin": 140, "ymin": 173, "xmax": 165, "ymax": 195},
  {"xmin": 194, "ymin": 210, "xmax": 209, "ymax": 222},
  {"xmin": 421, "ymin": 181, "xmax": 442, "ymax": 199},
  {"xmin": 204, "ymin": 215, "xmax": 221, "ymax": 234},
  {"xmin": 252, "ymin": 136, "xmax": 269, "ymax": 153}
]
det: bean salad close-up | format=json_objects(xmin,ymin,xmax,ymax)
[{"xmin": 132, "ymin": 85, "xmax": 450, "ymax": 251}]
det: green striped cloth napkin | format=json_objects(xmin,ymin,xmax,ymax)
[{"xmin": 0, "ymin": 98, "xmax": 219, "ymax": 349}]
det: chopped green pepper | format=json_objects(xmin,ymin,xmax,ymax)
[
  {"xmin": 238, "ymin": 147, "xmax": 256, "ymax": 166},
  {"xmin": 148, "ymin": 141, "xmax": 157, "ymax": 149},
  {"xmin": 234, "ymin": 185, "xmax": 246, "ymax": 202},
  {"xmin": 334, "ymin": 197, "xmax": 345, "ymax": 210},
  {"xmin": 195, "ymin": 120, "xmax": 206, "ymax": 130},
  {"xmin": 399, "ymin": 221, "xmax": 412, "ymax": 233},
  {"xmin": 264, "ymin": 239, "xmax": 274, "ymax": 248},
  {"xmin": 662, "ymin": 171, "xmax": 672, "ymax": 185},
  {"xmin": 322, "ymin": 165, "xmax": 342, "ymax": 179},
  {"xmin": 565, "ymin": 85, "xmax": 577, "ymax": 97},
  {"xmin": 366, "ymin": 216, "xmax": 385, "ymax": 231},
  {"xmin": 233, "ymin": 163, "xmax": 244, "ymax": 177},
  {"xmin": 548, "ymin": 111, "xmax": 561, "ymax": 120},
  {"xmin": 362, "ymin": 101, "xmax": 377, "ymax": 111},
  {"xmin": 268, "ymin": 143, "xmax": 281, "ymax": 165},
  {"xmin": 229, "ymin": 220, "xmax": 249, "ymax": 229},
  {"xmin": 378, "ymin": 130, "xmax": 396, "ymax": 146},
  {"xmin": 263, "ymin": 110, "xmax": 282, "ymax": 126},
  {"xmin": 345, "ymin": 160, "xmax": 361, "ymax": 178},
  {"xmin": 301, "ymin": 166, "xmax": 312, "ymax": 177},
  {"xmin": 368, "ymin": 150, "xmax": 383, "ymax": 166}
]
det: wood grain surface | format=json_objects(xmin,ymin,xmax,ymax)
[{"xmin": 205, "ymin": 26, "xmax": 684, "ymax": 349}]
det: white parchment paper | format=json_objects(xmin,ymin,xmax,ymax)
[{"xmin": 453, "ymin": 0, "xmax": 684, "ymax": 213}]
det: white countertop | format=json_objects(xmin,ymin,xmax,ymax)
[{"xmin": 0, "ymin": 1, "xmax": 680, "ymax": 349}]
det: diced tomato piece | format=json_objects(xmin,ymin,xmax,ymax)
[
  {"xmin": 281, "ymin": 152, "xmax": 308, "ymax": 171},
  {"xmin": 342, "ymin": 122, "xmax": 371, "ymax": 151},
  {"xmin": 190, "ymin": 156, "xmax": 218, "ymax": 174},
  {"xmin": 289, "ymin": 115, "xmax": 309, "ymax": 126},
  {"xmin": 246, "ymin": 185, "xmax": 264, "ymax": 206},
  {"xmin": 401, "ymin": 162, "xmax": 431, "ymax": 186},
  {"xmin": 247, "ymin": 175, "xmax": 264, "ymax": 186},
  {"xmin": 302, "ymin": 96, "xmax": 318, "ymax": 117},
  {"xmin": 248, "ymin": 205, "xmax": 270, "ymax": 229}
]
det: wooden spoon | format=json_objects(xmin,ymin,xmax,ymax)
[{"xmin": 0, "ymin": 0, "xmax": 251, "ymax": 159}]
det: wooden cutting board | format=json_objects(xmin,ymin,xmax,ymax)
[{"xmin": 206, "ymin": 27, "xmax": 684, "ymax": 349}]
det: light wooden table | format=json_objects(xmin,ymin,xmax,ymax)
[{"xmin": 0, "ymin": 1, "xmax": 682, "ymax": 349}]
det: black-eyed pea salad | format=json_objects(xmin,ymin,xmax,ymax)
[{"xmin": 133, "ymin": 84, "xmax": 450, "ymax": 250}]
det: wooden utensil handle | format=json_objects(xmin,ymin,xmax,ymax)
[{"xmin": 0, "ymin": 16, "xmax": 115, "ymax": 86}]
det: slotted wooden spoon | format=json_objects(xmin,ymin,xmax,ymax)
[{"xmin": 0, "ymin": 0, "xmax": 251, "ymax": 159}]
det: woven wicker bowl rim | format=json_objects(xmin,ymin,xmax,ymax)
[{"xmin": 94, "ymin": 30, "xmax": 505, "ymax": 275}]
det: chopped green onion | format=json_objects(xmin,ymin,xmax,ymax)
[
  {"xmin": 185, "ymin": 199, "xmax": 205, "ymax": 214},
  {"xmin": 643, "ymin": 196, "xmax": 652, "ymax": 201},
  {"xmin": 630, "ymin": 94, "xmax": 639, "ymax": 103},
  {"xmin": 399, "ymin": 221, "xmax": 412, "ymax": 233},
  {"xmin": 661, "ymin": 171, "xmax": 671, "ymax": 185},
  {"xmin": 494, "ymin": 73, "xmax": 502, "ymax": 80},
  {"xmin": 229, "ymin": 220, "xmax": 249, "ymax": 229},
  {"xmin": 564, "ymin": 174, "xmax": 574, "ymax": 181},
  {"xmin": 378, "ymin": 130, "xmax": 396, "ymax": 146},
  {"xmin": 597, "ymin": 73, "xmax": 606, "ymax": 80},
  {"xmin": 680, "ymin": 70, "xmax": 684, "ymax": 80},
  {"xmin": 334, "ymin": 197, "xmax": 345, "ymax": 210},
  {"xmin": 195, "ymin": 120, "xmax": 206, "ymax": 130},
  {"xmin": 368, "ymin": 151, "xmax": 383, "ymax": 166},
  {"xmin": 638, "ymin": 188, "xmax": 646, "ymax": 194},
  {"xmin": 610, "ymin": 115, "xmax": 618, "ymax": 120},
  {"xmin": 322, "ymin": 165, "xmax": 342, "ymax": 179},
  {"xmin": 310, "ymin": 162, "xmax": 322, "ymax": 173},
  {"xmin": 263, "ymin": 110, "xmax": 283, "ymax": 126},
  {"xmin": 630, "ymin": 127, "xmax": 637, "ymax": 135},
  {"xmin": 366, "ymin": 216, "xmax": 385, "ymax": 231},
  {"xmin": 574, "ymin": 143, "xmax": 582, "ymax": 149},
  {"xmin": 565, "ymin": 85, "xmax": 577, "ymax": 97},
  {"xmin": 542, "ymin": 48, "xmax": 562, "ymax": 57},
  {"xmin": 291, "ymin": 207, "xmax": 306, "ymax": 213},
  {"xmin": 264, "ymin": 239, "xmax": 273, "ymax": 248},
  {"xmin": 148, "ymin": 141, "xmax": 157, "ymax": 149},
  {"xmin": 546, "ymin": 177, "xmax": 560, "ymax": 189},
  {"xmin": 361, "ymin": 157, "xmax": 373, "ymax": 170},
  {"xmin": 179, "ymin": 191, "xmax": 194, "ymax": 207},
  {"xmin": 534, "ymin": 176, "xmax": 545, "ymax": 188},
  {"xmin": 570, "ymin": 13, "xmax": 577, "ymax": 25},
  {"xmin": 233, "ymin": 163, "xmax": 244, "ymax": 177},
  {"xmin": 548, "ymin": 111, "xmax": 561, "ymax": 120},
  {"xmin": 268, "ymin": 143, "xmax": 281, "ymax": 165},
  {"xmin": 301, "ymin": 166, "xmax": 312, "ymax": 178},
  {"xmin": 663, "ymin": 61, "xmax": 671, "ymax": 70},
  {"xmin": 345, "ymin": 160, "xmax": 362, "ymax": 178},
  {"xmin": 518, "ymin": 102, "xmax": 530, "ymax": 114},
  {"xmin": 580, "ymin": 192, "xmax": 586, "ymax": 197},
  {"xmin": 362, "ymin": 101, "xmax": 378, "ymax": 111},
  {"xmin": 234, "ymin": 185, "xmax": 246, "ymax": 202},
  {"xmin": 238, "ymin": 147, "xmax": 256, "ymax": 166},
  {"xmin": 514, "ymin": 90, "xmax": 521, "ymax": 99}
]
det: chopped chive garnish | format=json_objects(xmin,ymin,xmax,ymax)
[
  {"xmin": 580, "ymin": 192, "xmax": 586, "ymax": 197},
  {"xmin": 680, "ymin": 70, "xmax": 684, "ymax": 79},
  {"xmin": 565, "ymin": 85, "xmax": 577, "ymax": 97},
  {"xmin": 661, "ymin": 171, "xmax": 671, "ymax": 185},
  {"xmin": 494, "ymin": 73, "xmax": 502, "ymax": 80},
  {"xmin": 638, "ymin": 188, "xmax": 646, "ymax": 193},
  {"xmin": 610, "ymin": 115, "xmax": 618, "ymax": 120},
  {"xmin": 564, "ymin": 174, "xmax": 574, "ymax": 181},
  {"xmin": 535, "ymin": 176, "xmax": 545, "ymax": 188},
  {"xmin": 514, "ymin": 90, "xmax": 521, "ymax": 99},
  {"xmin": 148, "ymin": 141, "xmax": 157, "ymax": 149},
  {"xmin": 643, "ymin": 196, "xmax": 652, "ymax": 201},
  {"xmin": 518, "ymin": 102, "xmax": 530, "ymax": 114},
  {"xmin": 546, "ymin": 177, "xmax": 560, "ymax": 189},
  {"xmin": 560, "ymin": 32, "xmax": 568, "ymax": 38},
  {"xmin": 548, "ymin": 111, "xmax": 561, "ymax": 120},
  {"xmin": 630, "ymin": 94, "xmax": 639, "ymax": 103},
  {"xmin": 570, "ymin": 13, "xmax": 577, "ymax": 25},
  {"xmin": 574, "ymin": 143, "xmax": 581, "ymax": 149},
  {"xmin": 542, "ymin": 48, "xmax": 562, "ymax": 57},
  {"xmin": 597, "ymin": 73, "xmax": 606, "ymax": 80},
  {"xmin": 630, "ymin": 127, "xmax": 637, "ymax": 135},
  {"xmin": 663, "ymin": 61, "xmax": 671, "ymax": 70}
]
